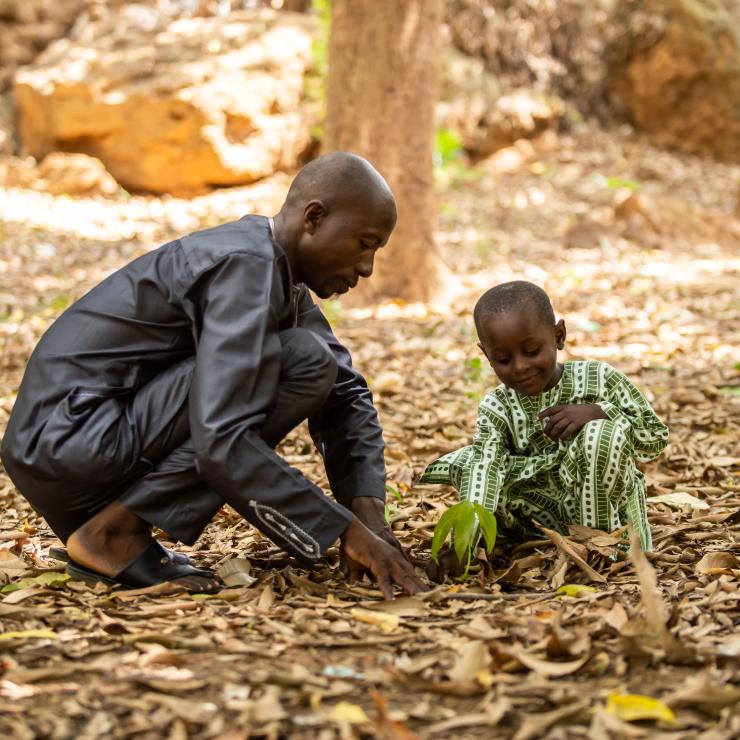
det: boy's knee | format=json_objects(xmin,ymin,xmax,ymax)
[
  {"xmin": 571, "ymin": 418, "xmax": 631, "ymax": 465},
  {"xmin": 280, "ymin": 328, "xmax": 337, "ymax": 394},
  {"xmin": 581, "ymin": 418, "xmax": 628, "ymax": 446}
]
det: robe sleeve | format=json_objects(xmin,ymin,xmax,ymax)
[
  {"xmin": 598, "ymin": 364, "xmax": 669, "ymax": 462},
  {"xmin": 296, "ymin": 287, "xmax": 388, "ymax": 508},
  {"xmin": 188, "ymin": 253, "xmax": 351, "ymax": 563},
  {"xmin": 421, "ymin": 391, "xmax": 509, "ymax": 515}
]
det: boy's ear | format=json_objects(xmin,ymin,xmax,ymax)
[
  {"xmin": 554, "ymin": 319, "xmax": 566, "ymax": 349},
  {"xmin": 303, "ymin": 200, "xmax": 328, "ymax": 234},
  {"xmin": 477, "ymin": 341, "xmax": 491, "ymax": 363}
]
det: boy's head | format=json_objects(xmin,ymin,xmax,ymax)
[
  {"xmin": 277, "ymin": 152, "xmax": 397, "ymax": 298},
  {"xmin": 474, "ymin": 281, "xmax": 566, "ymax": 396}
]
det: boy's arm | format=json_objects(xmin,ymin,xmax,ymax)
[
  {"xmin": 422, "ymin": 392, "xmax": 510, "ymax": 513},
  {"xmin": 599, "ymin": 365, "xmax": 669, "ymax": 461},
  {"xmin": 425, "ymin": 394, "xmax": 509, "ymax": 581}
]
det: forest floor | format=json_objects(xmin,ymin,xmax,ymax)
[{"xmin": 0, "ymin": 122, "xmax": 739, "ymax": 739}]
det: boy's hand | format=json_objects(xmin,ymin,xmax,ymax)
[
  {"xmin": 340, "ymin": 515, "xmax": 427, "ymax": 599},
  {"xmin": 350, "ymin": 496, "xmax": 406, "ymax": 555},
  {"xmin": 425, "ymin": 547, "xmax": 465, "ymax": 582},
  {"xmin": 538, "ymin": 404, "xmax": 609, "ymax": 441}
]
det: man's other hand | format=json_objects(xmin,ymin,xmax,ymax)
[{"xmin": 340, "ymin": 515, "xmax": 427, "ymax": 599}]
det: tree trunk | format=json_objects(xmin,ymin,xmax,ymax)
[{"xmin": 324, "ymin": 0, "xmax": 446, "ymax": 304}]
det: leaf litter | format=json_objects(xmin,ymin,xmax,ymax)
[{"xmin": 1, "ymin": 122, "xmax": 739, "ymax": 737}]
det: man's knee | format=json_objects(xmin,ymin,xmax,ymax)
[{"xmin": 280, "ymin": 328, "xmax": 338, "ymax": 397}]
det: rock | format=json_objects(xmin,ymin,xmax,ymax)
[
  {"xmin": 436, "ymin": 45, "xmax": 502, "ymax": 155},
  {"xmin": 0, "ymin": 94, "xmax": 14, "ymax": 155},
  {"xmin": 437, "ymin": 45, "xmax": 567, "ymax": 157},
  {"xmin": 475, "ymin": 89, "xmax": 567, "ymax": 157},
  {"xmin": 607, "ymin": 0, "xmax": 740, "ymax": 163},
  {"xmin": 0, "ymin": 0, "xmax": 84, "ymax": 91},
  {"xmin": 13, "ymin": 8, "xmax": 319, "ymax": 194},
  {"xmin": 2, "ymin": 153, "xmax": 120, "ymax": 196},
  {"xmin": 445, "ymin": 0, "xmax": 615, "ymax": 119},
  {"xmin": 613, "ymin": 190, "xmax": 740, "ymax": 247},
  {"xmin": 563, "ymin": 219, "xmax": 609, "ymax": 250}
]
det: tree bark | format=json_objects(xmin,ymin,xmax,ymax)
[{"xmin": 324, "ymin": 0, "xmax": 446, "ymax": 304}]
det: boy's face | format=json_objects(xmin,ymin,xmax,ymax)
[
  {"xmin": 478, "ymin": 308, "xmax": 566, "ymax": 396},
  {"xmin": 294, "ymin": 199, "xmax": 396, "ymax": 298}
]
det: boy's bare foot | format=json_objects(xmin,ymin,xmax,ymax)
[{"xmin": 66, "ymin": 500, "xmax": 219, "ymax": 592}]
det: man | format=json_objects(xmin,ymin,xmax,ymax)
[{"xmin": 1, "ymin": 152, "xmax": 425, "ymax": 598}]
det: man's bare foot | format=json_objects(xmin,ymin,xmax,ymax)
[{"xmin": 66, "ymin": 500, "xmax": 219, "ymax": 592}]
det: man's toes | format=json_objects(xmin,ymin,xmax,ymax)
[{"xmin": 175, "ymin": 575, "xmax": 220, "ymax": 593}]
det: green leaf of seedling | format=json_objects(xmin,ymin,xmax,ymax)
[
  {"xmin": 453, "ymin": 502, "xmax": 478, "ymax": 564},
  {"xmin": 430, "ymin": 505, "xmax": 460, "ymax": 564},
  {"xmin": 473, "ymin": 504, "xmax": 498, "ymax": 554},
  {"xmin": 385, "ymin": 484, "xmax": 404, "ymax": 502}
]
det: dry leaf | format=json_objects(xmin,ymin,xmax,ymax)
[
  {"xmin": 350, "ymin": 608, "xmax": 400, "ymax": 633},
  {"xmin": 647, "ymin": 491, "xmax": 709, "ymax": 510},
  {"xmin": 534, "ymin": 523, "xmax": 607, "ymax": 583},
  {"xmin": 510, "ymin": 646, "xmax": 590, "ymax": 677},
  {"xmin": 0, "ymin": 629, "xmax": 58, "ymax": 641},
  {"xmin": 694, "ymin": 551, "xmax": 739, "ymax": 575},
  {"xmin": 605, "ymin": 694, "xmax": 676, "ymax": 724},
  {"xmin": 447, "ymin": 640, "xmax": 490, "ymax": 683},
  {"xmin": 217, "ymin": 558, "xmax": 256, "ymax": 587},
  {"xmin": 327, "ymin": 701, "xmax": 370, "ymax": 725}
]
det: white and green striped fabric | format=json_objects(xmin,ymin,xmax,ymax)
[{"xmin": 421, "ymin": 361, "xmax": 668, "ymax": 551}]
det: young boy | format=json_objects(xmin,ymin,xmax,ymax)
[{"xmin": 422, "ymin": 281, "xmax": 668, "ymax": 576}]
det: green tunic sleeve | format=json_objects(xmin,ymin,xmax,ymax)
[
  {"xmin": 598, "ymin": 364, "xmax": 669, "ymax": 462},
  {"xmin": 420, "ymin": 390, "xmax": 509, "ymax": 513}
]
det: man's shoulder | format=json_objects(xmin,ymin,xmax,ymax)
[{"xmin": 178, "ymin": 215, "xmax": 279, "ymax": 275}]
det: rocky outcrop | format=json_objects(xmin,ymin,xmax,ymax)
[
  {"xmin": 607, "ymin": 0, "xmax": 740, "ymax": 163},
  {"xmin": 437, "ymin": 46, "xmax": 567, "ymax": 158},
  {"xmin": 1, "ymin": 152, "xmax": 119, "ymax": 196},
  {"xmin": 0, "ymin": 0, "xmax": 84, "ymax": 91},
  {"xmin": 13, "ymin": 7, "xmax": 319, "ymax": 194},
  {"xmin": 445, "ymin": 0, "xmax": 616, "ymax": 118}
]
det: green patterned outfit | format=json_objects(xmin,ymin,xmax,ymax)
[{"xmin": 421, "ymin": 361, "xmax": 668, "ymax": 551}]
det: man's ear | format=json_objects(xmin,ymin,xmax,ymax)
[
  {"xmin": 554, "ymin": 318, "xmax": 566, "ymax": 349},
  {"xmin": 303, "ymin": 200, "xmax": 327, "ymax": 234}
]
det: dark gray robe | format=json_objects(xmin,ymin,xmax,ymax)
[{"xmin": 1, "ymin": 216, "xmax": 386, "ymax": 562}]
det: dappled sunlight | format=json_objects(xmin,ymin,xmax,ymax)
[
  {"xmin": 1, "ymin": 110, "xmax": 739, "ymax": 737},
  {"xmin": 0, "ymin": 172, "xmax": 289, "ymax": 242}
]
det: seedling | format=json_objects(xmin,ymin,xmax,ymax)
[{"xmin": 430, "ymin": 501, "xmax": 498, "ymax": 580}]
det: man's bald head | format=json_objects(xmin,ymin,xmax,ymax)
[
  {"xmin": 284, "ymin": 151, "xmax": 396, "ymax": 218},
  {"xmin": 273, "ymin": 152, "xmax": 397, "ymax": 298}
]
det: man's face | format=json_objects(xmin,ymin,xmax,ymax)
[
  {"xmin": 294, "ymin": 199, "xmax": 396, "ymax": 298},
  {"xmin": 478, "ymin": 309, "xmax": 565, "ymax": 396}
]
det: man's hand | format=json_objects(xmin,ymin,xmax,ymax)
[
  {"xmin": 351, "ymin": 496, "xmax": 406, "ymax": 555},
  {"xmin": 341, "ymin": 515, "xmax": 427, "ymax": 599},
  {"xmin": 538, "ymin": 403, "xmax": 608, "ymax": 441}
]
